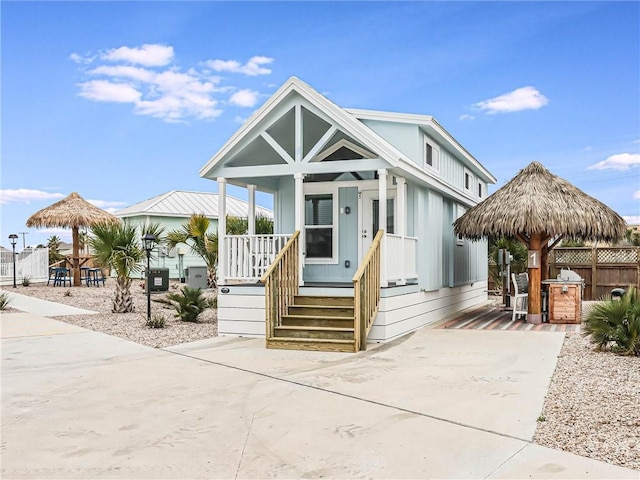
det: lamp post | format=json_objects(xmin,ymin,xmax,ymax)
[
  {"xmin": 142, "ymin": 233, "xmax": 157, "ymax": 322},
  {"xmin": 9, "ymin": 234, "xmax": 18, "ymax": 288}
]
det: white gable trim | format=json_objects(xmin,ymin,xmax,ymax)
[
  {"xmin": 313, "ymin": 139, "xmax": 376, "ymax": 162},
  {"xmin": 200, "ymin": 77, "xmax": 402, "ymax": 178},
  {"xmin": 260, "ymin": 132, "xmax": 294, "ymax": 164}
]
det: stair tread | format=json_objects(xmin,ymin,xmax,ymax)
[
  {"xmin": 282, "ymin": 314, "xmax": 355, "ymax": 320},
  {"xmin": 291, "ymin": 304, "xmax": 354, "ymax": 309},
  {"xmin": 275, "ymin": 325, "xmax": 354, "ymax": 332},
  {"xmin": 268, "ymin": 336, "xmax": 354, "ymax": 344}
]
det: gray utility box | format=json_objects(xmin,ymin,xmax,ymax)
[
  {"xmin": 186, "ymin": 266, "xmax": 208, "ymax": 289},
  {"xmin": 148, "ymin": 268, "xmax": 169, "ymax": 292}
]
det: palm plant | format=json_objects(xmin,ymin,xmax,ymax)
[
  {"xmin": 166, "ymin": 214, "xmax": 218, "ymax": 288},
  {"xmin": 89, "ymin": 221, "xmax": 144, "ymax": 313},
  {"xmin": 584, "ymin": 286, "xmax": 640, "ymax": 356},
  {"xmin": 47, "ymin": 235, "xmax": 65, "ymax": 265},
  {"xmin": 156, "ymin": 286, "xmax": 213, "ymax": 322},
  {"xmin": 255, "ymin": 215, "xmax": 274, "ymax": 234}
]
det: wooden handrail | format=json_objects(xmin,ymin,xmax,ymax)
[
  {"xmin": 260, "ymin": 231, "xmax": 300, "ymax": 340},
  {"xmin": 352, "ymin": 229, "xmax": 383, "ymax": 351}
]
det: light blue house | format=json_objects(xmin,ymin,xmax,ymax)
[
  {"xmin": 200, "ymin": 77, "xmax": 496, "ymax": 352},
  {"xmin": 115, "ymin": 190, "xmax": 272, "ymax": 279}
]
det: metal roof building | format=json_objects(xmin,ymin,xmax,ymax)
[{"xmin": 115, "ymin": 190, "xmax": 272, "ymax": 219}]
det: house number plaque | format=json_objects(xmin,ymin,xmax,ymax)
[{"xmin": 528, "ymin": 249, "xmax": 540, "ymax": 269}]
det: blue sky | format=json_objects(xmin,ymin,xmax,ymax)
[{"xmin": 2, "ymin": 1, "xmax": 639, "ymax": 249}]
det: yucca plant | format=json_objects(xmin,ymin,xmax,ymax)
[
  {"xmin": 0, "ymin": 292, "xmax": 11, "ymax": 310},
  {"xmin": 156, "ymin": 286, "xmax": 213, "ymax": 323},
  {"xmin": 583, "ymin": 286, "xmax": 640, "ymax": 356}
]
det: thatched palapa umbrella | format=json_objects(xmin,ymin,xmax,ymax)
[
  {"xmin": 454, "ymin": 161, "xmax": 626, "ymax": 323},
  {"xmin": 26, "ymin": 192, "xmax": 120, "ymax": 286}
]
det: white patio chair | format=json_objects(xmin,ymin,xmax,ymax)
[{"xmin": 511, "ymin": 273, "xmax": 528, "ymax": 321}]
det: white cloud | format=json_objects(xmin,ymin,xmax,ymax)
[
  {"xmin": 78, "ymin": 80, "xmax": 142, "ymax": 103},
  {"xmin": 459, "ymin": 114, "xmax": 475, "ymax": 121},
  {"xmin": 634, "ymin": 191, "xmax": 640, "ymax": 200},
  {"xmin": 87, "ymin": 199, "xmax": 127, "ymax": 209},
  {"xmin": 623, "ymin": 215, "xmax": 640, "ymax": 225},
  {"xmin": 474, "ymin": 86, "xmax": 549, "ymax": 114},
  {"xmin": 0, "ymin": 189, "xmax": 65, "ymax": 204},
  {"xmin": 101, "ymin": 44, "xmax": 174, "ymax": 67},
  {"xmin": 587, "ymin": 153, "xmax": 640, "ymax": 171},
  {"xmin": 73, "ymin": 45, "xmax": 270, "ymax": 122},
  {"xmin": 229, "ymin": 89, "xmax": 259, "ymax": 107},
  {"xmin": 206, "ymin": 56, "xmax": 273, "ymax": 76}
]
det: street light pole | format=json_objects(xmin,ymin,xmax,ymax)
[
  {"xmin": 9, "ymin": 234, "xmax": 18, "ymax": 288},
  {"xmin": 142, "ymin": 233, "xmax": 157, "ymax": 323}
]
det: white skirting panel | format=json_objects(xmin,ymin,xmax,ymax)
[
  {"xmin": 217, "ymin": 286, "xmax": 266, "ymax": 338},
  {"xmin": 369, "ymin": 281, "xmax": 488, "ymax": 342},
  {"xmin": 216, "ymin": 281, "xmax": 488, "ymax": 342}
]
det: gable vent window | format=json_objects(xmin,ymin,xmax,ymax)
[{"xmin": 424, "ymin": 140, "xmax": 440, "ymax": 172}]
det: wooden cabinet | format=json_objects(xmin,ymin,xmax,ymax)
[{"xmin": 548, "ymin": 282, "xmax": 582, "ymax": 324}]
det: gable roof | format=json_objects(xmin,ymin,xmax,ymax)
[
  {"xmin": 115, "ymin": 190, "xmax": 272, "ymax": 219},
  {"xmin": 200, "ymin": 76, "xmax": 495, "ymax": 187}
]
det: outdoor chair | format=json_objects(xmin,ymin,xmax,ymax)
[
  {"xmin": 511, "ymin": 273, "xmax": 528, "ymax": 321},
  {"xmin": 52, "ymin": 267, "xmax": 71, "ymax": 287}
]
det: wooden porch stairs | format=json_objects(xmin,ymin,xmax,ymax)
[{"xmin": 267, "ymin": 295, "xmax": 358, "ymax": 353}]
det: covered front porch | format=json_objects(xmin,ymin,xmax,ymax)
[{"xmin": 216, "ymin": 170, "xmax": 418, "ymax": 289}]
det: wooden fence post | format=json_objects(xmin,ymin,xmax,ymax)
[{"xmin": 591, "ymin": 246, "xmax": 598, "ymax": 300}]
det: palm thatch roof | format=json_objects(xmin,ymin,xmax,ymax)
[
  {"xmin": 454, "ymin": 162, "xmax": 626, "ymax": 242},
  {"xmin": 26, "ymin": 192, "xmax": 119, "ymax": 229}
]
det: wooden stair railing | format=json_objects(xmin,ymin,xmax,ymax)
[
  {"xmin": 353, "ymin": 229, "xmax": 383, "ymax": 351},
  {"xmin": 260, "ymin": 231, "xmax": 300, "ymax": 340}
]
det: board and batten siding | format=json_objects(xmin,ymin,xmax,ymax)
[
  {"xmin": 274, "ymin": 177, "xmax": 295, "ymax": 235},
  {"xmin": 360, "ymin": 120, "xmax": 421, "ymax": 166}
]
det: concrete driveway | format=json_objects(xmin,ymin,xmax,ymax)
[{"xmin": 1, "ymin": 311, "xmax": 637, "ymax": 479}]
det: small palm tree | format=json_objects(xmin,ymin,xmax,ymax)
[
  {"xmin": 47, "ymin": 235, "xmax": 65, "ymax": 265},
  {"xmin": 90, "ymin": 221, "xmax": 144, "ymax": 313},
  {"xmin": 166, "ymin": 214, "xmax": 218, "ymax": 288}
]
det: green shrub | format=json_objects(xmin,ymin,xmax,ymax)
[
  {"xmin": 146, "ymin": 313, "xmax": 166, "ymax": 329},
  {"xmin": 0, "ymin": 292, "xmax": 11, "ymax": 310},
  {"xmin": 156, "ymin": 286, "xmax": 213, "ymax": 323},
  {"xmin": 21, "ymin": 276, "xmax": 31, "ymax": 287},
  {"xmin": 583, "ymin": 286, "xmax": 640, "ymax": 356}
]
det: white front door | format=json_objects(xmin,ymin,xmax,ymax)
[{"xmin": 359, "ymin": 190, "xmax": 395, "ymax": 262}]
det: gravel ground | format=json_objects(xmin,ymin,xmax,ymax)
[
  {"xmin": 1, "ymin": 280, "xmax": 217, "ymax": 348},
  {"xmin": 3, "ymin": 285, "xmax": 639, "ymax": 470}
]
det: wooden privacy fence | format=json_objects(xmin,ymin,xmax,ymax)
[{"xmin": 549, "ymin": 247, "xmax": 640, "ymax": 300}]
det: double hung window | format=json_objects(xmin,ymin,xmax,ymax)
[{"xmin": 305, "ymin": 193, "xmax": 335, "ymax": 261}]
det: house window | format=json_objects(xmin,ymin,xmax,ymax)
[
  {"xmin": 463, "ymin": 168, "xmax": 473, "ymax": 195},
  {"xmin": 424, "ymin": 140, "xmax": 440, "ymax": 172},
  {"xmin": 478, "ymin": 182, "xmax": 483, "ymax": 198},
  {"xmin": 305, "ymin": 193, "xmax": 335, "ymax": 260}
]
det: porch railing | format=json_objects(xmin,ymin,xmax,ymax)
[
  {"xmin": 353, "ymin": 229, "xmax": 383, "ymax": 351},
  {"xmin": 385, "ymin": 234, "xmax": 418, "ymax": 283},
  {"xmin": 225, "ymin": 234, "xmax": 292, "ymax": 282},
  {"xmin": 260, "ymin": 231, "xmax": 300, "ymax": 339}
]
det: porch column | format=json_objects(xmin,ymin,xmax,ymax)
[
  {"xmin": 247, "ymin": 184, "xmax": 256, "ymax": 236},
  {"xmin": 294, "ymin": 173, "xmax": 305, "ymax": 286},
  {"xmin": 396, "ymin": 176, "xmax": 407, "ymax": 286},
  {"xmin": 378, "ymin": 169, "xmax": 388, "ymax": 288},
  {"xmin": 218, "ymin": 178, "xmax": 227, "ymax": 286}
]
